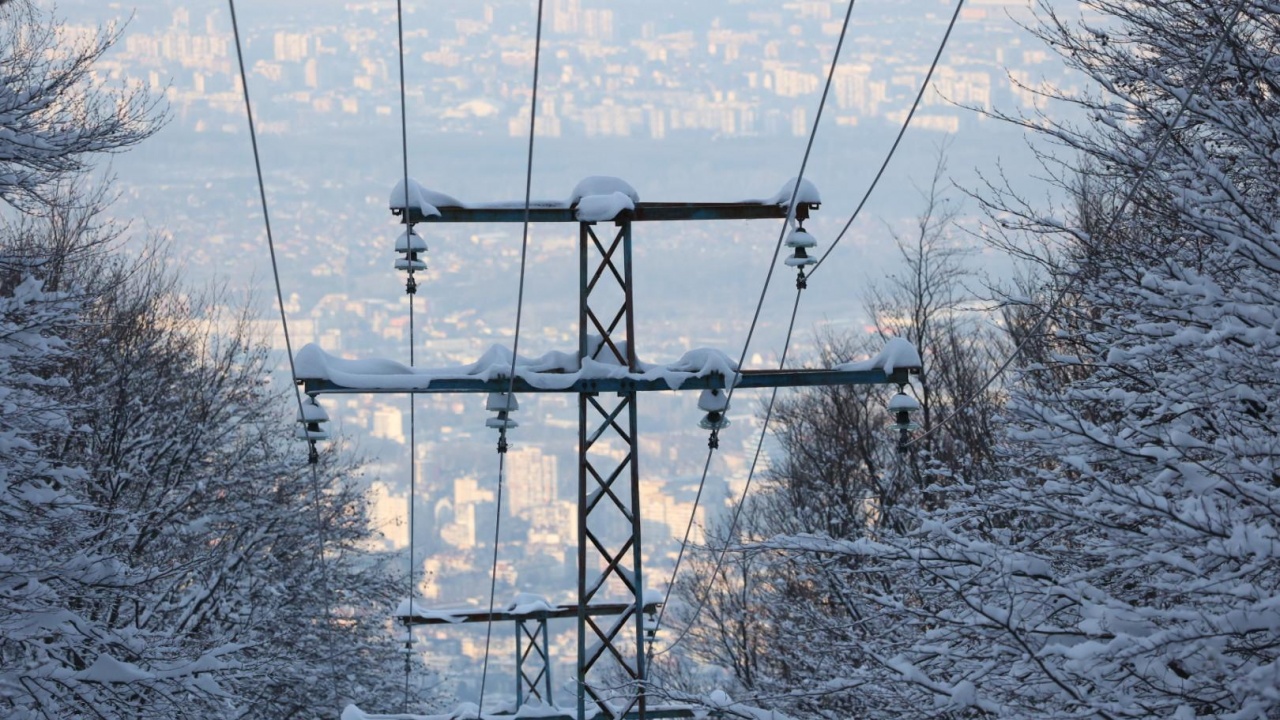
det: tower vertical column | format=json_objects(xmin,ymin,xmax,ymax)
[
  {"xmin": 515, "ymin": 616, "xmax": 553, "ymax": 706},
  {"xmin": 577, "ymin": 220, "xmax": 646, "ymax": 719}
]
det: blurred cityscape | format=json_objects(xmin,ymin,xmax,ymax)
[{"xmin": 106, "ymin": 0, "xmax": 1063, "ymax": 139}]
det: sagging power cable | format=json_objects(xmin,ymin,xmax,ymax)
[
  {"xmin": 652, "ymin": 0, "xmax": 859, "ymax": 660},
  {"xmin": 653, "ymin": 0, "xmax": 968, "ymax": 663},
  {"xmin": 227, "ymin": 0, "xmax": 344, "ymax": 707},
  {"xmin": 392, "ymin": 0, "xmax": 420, "ymax": 711},
  {"xmin": 908, "ymin": 0, "xmax": 1248, "ymax": 448},
  {"xmin": 477, "ymin": 1, "xmax": 546, "ymax": 715}
]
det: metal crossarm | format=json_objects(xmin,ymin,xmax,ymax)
[
  {"xmin": 398, "ymin": 600, "xmax": 660, "ymax": 626},
  {"xmin": 298, "ymin": 366, "xmax": 911, "ymax": 397},
  {"xmin": 399, "ymin": 200, "xmax": 816, "ymax": 225}
]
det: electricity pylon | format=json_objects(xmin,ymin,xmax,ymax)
[{"xmin": 297, "ymin": 186, "xmax": 917, "ymax": 719}]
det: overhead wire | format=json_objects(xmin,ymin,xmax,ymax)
[
  {"xmin": 809, "ymin": 0, "xmax": 967, "ymax": 280},
  {"xmin": 652, "ymin": 287, "xmax": 803, "ymax": 660},
  {"xmin": 906, "ymin": 0, "xmax": 1249, "ymax": 448},
  {"xmin": 659, "ymin": 0, "xmax": 1246, "ymax": 670},
  {"xmin": 393, "ymin": 0, "xmax": 418, "ymax": 712},
  {"xmin": 476, "ymin": 0, "xmax": 546, "ymax": 715},
  {"xmin": 651, "ymin": 0, "xmax": 858, "ymax": 658},
  {"xmin": 226, "ymin": 0, "xmax": 343, "ymax": 707},
  {"xmin": 665, "ymin": 0, "xmax": 1250, "ymax": 689},
  {"xmin": 653, "ymin": 0, "xmax": 968, "ymax": 661}
]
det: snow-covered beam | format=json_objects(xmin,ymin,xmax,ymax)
[
  {"xmin": 298, "ymin": 367, "xmax": 909, "ymax": 396},
  {"xmin": 399, "ymin": 200, "xmax": 817, "ymax": 225},
  {"xmin": 390, "ymin": 175, "xmax": 821, "ymax": 224},
  {"xmin": 395, "ymin": 599, "xmax": 661, "ymax": 626},
  {"xmin": 292, "ymin": 343, "xmax": 916, "ymax": 397}
]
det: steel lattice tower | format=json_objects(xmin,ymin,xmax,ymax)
[{"xmin": 298, "ymin": 194, "xmax": 916, "ymax": 719}]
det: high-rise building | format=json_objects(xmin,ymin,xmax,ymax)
[
  {"xmin": 273, "ymin": 32, "xmax": 310, "ymax": 63},
  {"xmin": 304, "ymin": 58, "xmax": 319, "ymax": 89},
  {"xmin": 372, "ymin": 405, "xmax": 405, "ymax": 444},
  {"xmin": 552, "ymin": 0, "xmax": 580, "ymax": 34},
  {"xmin": 506, "ymin": 446, "xmax": 558, "ymax": 518}
]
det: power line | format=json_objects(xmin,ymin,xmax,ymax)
[
  {"xmin": 476, "ymin": 452, "xmax": 509, "ymax": 715},
  {"xmin": 393, "ymin": 0, "xmax": 418, "ymax": 712},
  {"xmin": 724, "ymin": 0, "xmax": 856, "ymax": 386},
  {"xmin": 910, "ymin": 0, "xmax": 1249, "ymax": 448},
  {"xmin": 652, "ymin": 0, "xmax": 858, "ymax": 657},
  {"xmin": 809, "ymin": 0, "xmax": 966, "ymax": 280},
  {"xmin": 405, "ymin": 303, "xmax": 418, "ymax": 708},
  {"xmin": 226, "ymin": 0, "xmax": 343, "ymax": 707},
  {"xmin": 653, "ymin": 286, "xmax": 803, "ymax": 659},
  {"xmin": 658, "ymin": 0, "xmax": 1246, "ymax": 679},
  {"xmin": 396, "ymin": 0, "xmax": 412, "ymax": 228},
  {"xmin": 654, "ymin": 0, "xmax": 968, "ymax": 663},
  {"xmin": 477, "ymin": 0, "xmax": 546, "ymax": 715}
]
